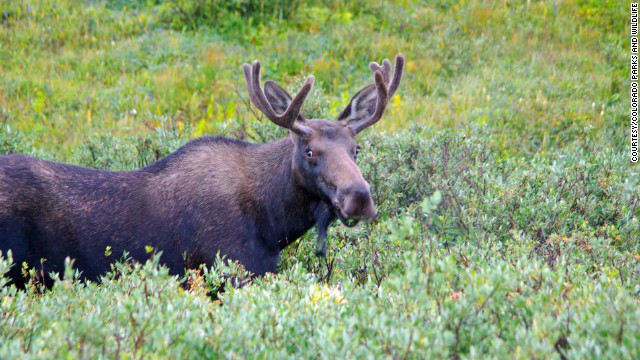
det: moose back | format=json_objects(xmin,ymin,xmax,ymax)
[{"xmin": 0, "ymin": 54, "xmax": 404, "ymax": 287}]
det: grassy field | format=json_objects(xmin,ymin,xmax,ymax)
[{"xmin": 1, "ymin": 0, "xmax": 638, "ymax": 358}]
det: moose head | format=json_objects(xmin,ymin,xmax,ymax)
[{"xmin": 243, "ymin": 54, "xmax": 404, "ymax": 228}]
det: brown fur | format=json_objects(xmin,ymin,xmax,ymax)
[{"xmin": 0, "ymin": 55, "xmax": 404, "ymax": 286}]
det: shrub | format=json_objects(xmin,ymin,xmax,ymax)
[{"xmin": 0, "ymin": 0, "xmax": 636, "ymax": 357}]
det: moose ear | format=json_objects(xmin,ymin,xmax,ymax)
[
  {"xmin": 264, "ymin": 80, "xmax": 294, "ymax": 115},
  {"xmin": 264, "ymin": 80, "xmax": 310, "ymax": 135},
  {"xmin": 336, "ymin": 84, "xmax": 378, "ymax": 131}
]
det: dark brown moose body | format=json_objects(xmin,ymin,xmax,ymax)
[{"xmin": 0, "ymin": 54, "xmax": 404, "ymax": 287}]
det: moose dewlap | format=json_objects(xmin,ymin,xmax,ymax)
[{"xmin": 0, "ymin": 54, "xmax": 404, "ymax": 287}]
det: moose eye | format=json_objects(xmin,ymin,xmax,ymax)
[
  {"xmin": 305, "ymin": 148, "xmax": 314, "ymax": 158},
  {"xmin": 353, "ymin": 145, "xmax": 361, "ymax": 160}
]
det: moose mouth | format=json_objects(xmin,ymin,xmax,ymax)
[{"xmin": 331, "ymin": 200, "xmax": 360, "ymax": 227}]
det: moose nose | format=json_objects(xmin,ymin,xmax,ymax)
[{"xmin": 339, "ymin": 186, "xmax": 377, "ymax": 222}]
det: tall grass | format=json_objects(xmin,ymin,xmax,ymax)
[{"xmin": 0, "ymin": 0, "xmax": 627, "ymax": 156}]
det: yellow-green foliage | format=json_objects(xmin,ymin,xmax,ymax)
[
  {"xmin": 0, "ymin": 0, "xmax": 626, "ymax": 155},
  {"xmin": 1, "ymin": 0, "xmax": 637, "ymax": 358}
]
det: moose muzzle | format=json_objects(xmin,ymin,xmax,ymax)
[{"xmin": 333, "ymin": 184, "xmax": 377, "ymax": 226}]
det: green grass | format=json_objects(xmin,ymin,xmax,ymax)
[
  {"xmin": 1, "ymin": 0, "xmax": 638, "ymax": 358},
  {"xmin": 0, "ymin": 0, "xmax": 627, "ymax": 155}
]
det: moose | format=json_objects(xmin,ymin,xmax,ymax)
[{"xmin": 0, "ymin": 54, "xmax": 404, "ymax": 287}]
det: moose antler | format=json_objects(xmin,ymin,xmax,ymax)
[
  {"xmin": 243, "ymin": 60, "xmax": 314, "ymax": 137},
  {"xmin": 349, "ymin": 54, "xmax": 405, "ymax": 134}
]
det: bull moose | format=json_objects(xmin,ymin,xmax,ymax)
[{"xmin": 0, "ymin": 54, "xmax": 404, "ymax": 287}]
